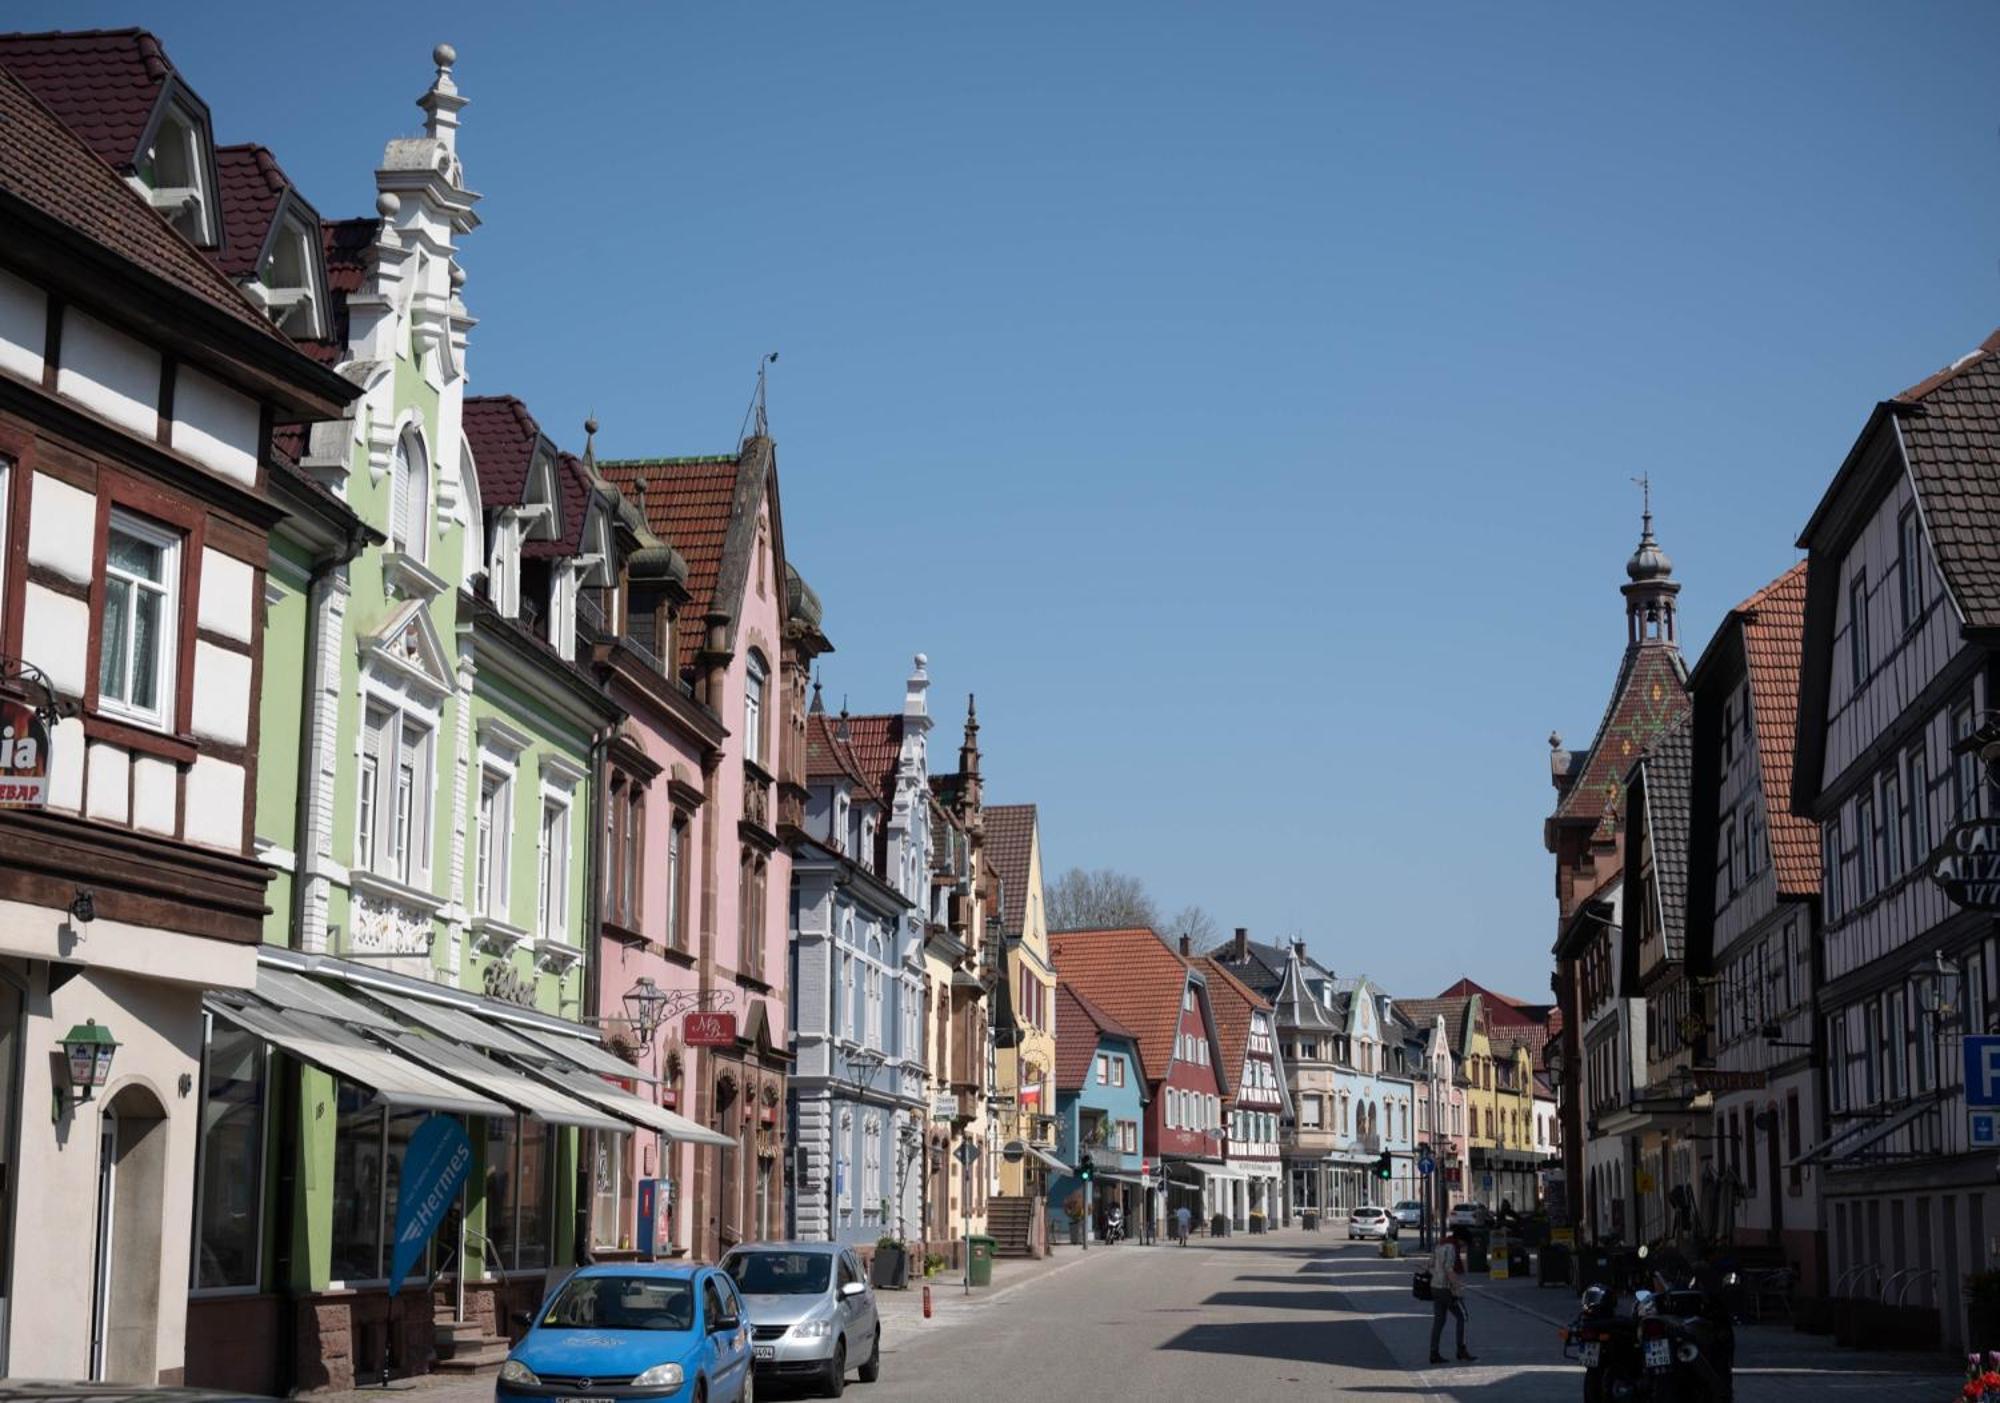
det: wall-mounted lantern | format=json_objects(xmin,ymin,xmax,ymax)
[{"xmin": 55, "ymin": 1019, "xmax": 118, "ymax": 1118}]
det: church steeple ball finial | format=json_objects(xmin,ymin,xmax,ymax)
[{"xmin": 1620, "ymin": 475, "xmax": 1680, "ymax": 648}]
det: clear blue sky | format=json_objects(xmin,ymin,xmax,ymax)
[{"xmin": 23, "ymin": 3, "xmax": 2000, "ymax": 999}]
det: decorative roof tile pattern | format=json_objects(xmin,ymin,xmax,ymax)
[
  {"xmin": 1552, "ymin": 642, "xmax": 1691, "ymax": 845},
  {"xmin": 0, "ymin": 28, "xmax": 170, "ymax": 170},
  {"xmin": 1049, "ymin": 927, "xmax": 1192, "ymax": 1085},
  {"xmin": 1054, "ymin": 984, "xmax": 1143, "ymax": 1092},
  {"xmin": 1897, "ymin": 331, "xmax": 2000, "ymax": 630},
  {"xmin": 1733, "ymin": 563, "xmax": 1818, "ymax": 897},
  {"xmin": 0, "ymin": 65, "xmax": 290, "ymax": 346},
  {"xmin": 1634, "ymin": 715, "xmax": 1693, "ymax": 962},
  {"xmin": 1272, "ymin": 948, "xmax": 1341, "ymax": 1032},
  {"xmin": 597, "ymin": 456, "xmax": 740, "ymax": 673},
  {"xmin": 984, "ymin": 804, "xmax": 1036, "ymax": 939}
]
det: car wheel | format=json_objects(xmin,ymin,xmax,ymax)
[
  {"xmin": 857, "ymin": 1327, "xmax": 881, "ymax": 1383},
  {"xmin": 820, "ymin": 1341, "xmax": 846, "ymax": 1398},
  {"xmin": 741, "ymin": 1369, "xmax": 754, "ymax": 1403}
]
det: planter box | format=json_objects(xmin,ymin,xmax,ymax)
[{"xmin": 869, "ymin": 1246, "xmax": 910, "ymax": 1291}]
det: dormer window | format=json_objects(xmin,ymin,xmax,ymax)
[
  {"xmin": 135, "ymin": 96, "xmax": 214, "ymax": 245},
  {"xmin": 255, "ymin": 208, "xmax": 325, "ymax": 338}
]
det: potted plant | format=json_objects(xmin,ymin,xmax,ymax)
[
  {"xmin": 1962, "ymin": 1350, "xmax": 2000, "ymax": 1401},
  {"xmin": 923, "ymin": 1251, "xmax": 948, "ymax": 1278},
  {"xmin": 1248, "ymin": 1210, "xmax": 1267, "ymax": 1236},
  {"xmin": 870, "ymin": 1234, "xmax": 910, "ymax": 1290}
]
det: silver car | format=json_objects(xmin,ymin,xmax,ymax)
[{"xmin": 721, "ymin": 1242, "xmax": 881, "ymax": 1397}]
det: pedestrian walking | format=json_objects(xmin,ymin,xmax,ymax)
[
  {"xmin": 1428, "ymin": 1229, "xmax": 1476, "ymax": 1364},
  {"xmin": 1174, "ymin": 1203, "xmax": 1192, "ymax": 1245}
]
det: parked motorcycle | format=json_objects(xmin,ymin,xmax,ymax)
[
  {"xmin": 1560, "ymin": 1258, "xmax": 1737, "ymax": 1403},
  {"xmin": 1103, "ymin": 1207, "xmax": 1125, "ymax": 1245},
  {"xmin": 1562, "ymin": 1282, "xmax": 1644, "ymax": 1402}
]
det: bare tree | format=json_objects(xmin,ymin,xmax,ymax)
[
  {"xmin": 1046, "ymin": 867, "xmax": 1157, "ymax": 931},
  {"xmin": 1166, "ymin": 904, "xmax": 1219, "ymax": 948}
]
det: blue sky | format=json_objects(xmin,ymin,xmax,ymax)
[{"xmin": 24, "ymin": 3, "xmax": 2000, "ymax": 998}]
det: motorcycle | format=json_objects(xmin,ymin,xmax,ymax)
[
  {"xmin": 1560, "ymin": 1253, "xmax": 1738, "ymax": 1402},
  {"xmin": 1562, "ymin": 1282, "xmax": 1644, "ymax": 1402},
  {"xmin": 1103, "ymin": 1208, "xmax": 1125, "ymax": 1245}
]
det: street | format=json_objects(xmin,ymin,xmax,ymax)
[{"xmin": 324, "ymin": 1230, "xmax": 1960, "ymax": 1403}]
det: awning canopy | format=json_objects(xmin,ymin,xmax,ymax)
[
  {"xmin": 1791, "ymin": 1096, "xmax": 1938, "ymax": 1168},
  {"xmin": 252, "ymin": 966, "xmax": 405, "ymax": 1034},
  {"xmin": 207, "ymin": 998, "xmax": 506, "ymax": 1120},
  {"xmin": 529, "ymin": 1064, "xmax": 734, "ymax": 1148},
  {"xmin": 520, "ymin": 1026, "xmax": 661, "ymax": 1086},
  {"xmin": 1002, "ymin": 1139, "xmax": 1070, "ymax": 1174},
  {"xmin": 377, "ymin": 1029, "xmax": 627, "ymax": 1133},
  {"xmin": 367, "ymin": 988, "xmax": 553, "ymax": 1061}
]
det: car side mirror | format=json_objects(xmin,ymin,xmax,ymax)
[
  {"xmin": 840, "ymin": 1280, "xmax": 866, "ymax": 1298},
  {"xmin": 713, "ymin": 1314, "xmax": 739, "ymax": 1334}
]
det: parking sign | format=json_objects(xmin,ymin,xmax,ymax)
[
  {"xmin": 1965, "ymin": 1036, "xmax": 2000, "ymax": 1109},
  {"xmin": 1973, "ymin": 1113, "xmax": 1999, "ymax": 1148}
]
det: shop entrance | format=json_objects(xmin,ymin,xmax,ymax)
[{"xmin": 89, "ymin": 1085, "xmax": 167, "ymax": 1382}]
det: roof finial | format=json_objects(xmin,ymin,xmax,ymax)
[
  {"xmin": 810, "ymin": 673, "xmax": 825, "ymax": 714},
  {"xmin": 583, "ymin": 412, "xmax": 598, "ymax": 469},
  {"xmin": 1633, "ymin": 472, "xmax": 1653, "ymax": 538},
  {"xmin": 419, "ymin": 42, "xmax": 467, "ymax": 154}
]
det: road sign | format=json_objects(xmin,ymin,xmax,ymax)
[
  {"xmin": 954, "ymin": 1140, "xmax": 980, "ymax": 1168},
  {"xmin": 1417, "ymin": 1155, "xmax": 1436, "ymax": 1177},
  {"xmin": 1965, "ymin": 1036, "xmax": 2000, "ymax": 1109},
  {"xmin": 1973, "ymin": 1113, "xmax": 1999, "ymax": 1148},
  {"xmin": 1481, "ymin": 1173, "xmax": 1493, "ymax": 1189}
]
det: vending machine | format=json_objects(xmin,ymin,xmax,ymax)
[{"xmin": 635, "ymin": 1177, "xmax": 674, "ymax": 1259}]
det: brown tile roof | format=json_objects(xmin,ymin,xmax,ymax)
[
  {"xmin": 805, "ymin": 708, "xmax": 880, "ymax": 799},
  {"xmin": 1054, "ymin": 984, "xmax": 1144, "ymax": 1092},
  {"xmin": 844, "ymin": 715, "xmax": 903, "ymax": 793},
  {"xmin": 1394, "ymin": 996, "xmax": 1473, "ymax": 1057},
  {"xmin": 1631, "ymin": 715, "xmax": 1693, "ymax": 962},
  {"xmin": 0, "ymin": 64, "xmax": 292, "ymax": 348},
  {"xmin": 0, "ymin": 28, "xmax": 173, "ymax": 172},
  {"xmin": 597, "ymin": 456, "xmax": 740, "ymax": 673},
  {"xmin": 465, "ymin": 395, "xmax": 546, "ymax": 508},
  {"xmin": 984, "ymin": 804, "xmax": 1036, "ymax": 938},
  {"xmin": 1551, "ymin": 640, "xmax": 1691, "ymax": 846},
  {"xmin": 213, "ymin": 143, "xmax": 287, "ymax": 278},
  {"xmin": 1050, "ymin": 927, "xmax": 1194, "ymax": 1088},
  {"xmin": 524, "ymin": 450, "xmax": 592, "ymax": 559},
  {"xmin": 1895, "ymin": 330, "xmax": 2000, "ymax": 630},
  {"xmin": 1734, "ymin": 563, "xmax": 1818, "ymax": 897}
]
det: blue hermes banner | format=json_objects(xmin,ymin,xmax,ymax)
[{"xmin": 389, "ymin": 1114, "xmax": 474, "ymax": 1295}]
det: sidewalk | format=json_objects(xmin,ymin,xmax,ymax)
[{"xmin": 873, "ymin": 1240, "xmax": 1131, "ymax": 1337}]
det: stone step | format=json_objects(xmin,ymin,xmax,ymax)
[{"xmin": 434, "ymin": 1342, "xmax": 510, "ymax": 1373}]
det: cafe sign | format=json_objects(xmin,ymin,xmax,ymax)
[
  {"xmin": 1932, "ymin": 818, "xmax": 2000, "ymax": 911},
  {"xmin": 1690, "ymin": 1068, "xmax": 1766, "ymax": 1094},
  {"xmin": 684, "ymin": 1011, "xmax": 737, "ymax": 1047},
  {"xmin": 0, "ymin": 697, "xmax": 49, "ymax": 808}
]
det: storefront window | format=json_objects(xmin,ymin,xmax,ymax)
[
  {"xmin": 590, "ymin": 1129, "xmax": 629, "ymax": 1250},
  {"xmin": 330, "ymin": 1082, "xmax": 385, "ymax": 1282},
  {"xmin": 517, "ymin": 1115, "xmax": 553, "ymax": 1269},
  {"xmin": 485, "ymin": 1113, "xmax": 518, "ymax": 1270},
  {"xmin": 193, "ymin": 1021, "xmax": 267, "ymax": 1288}
]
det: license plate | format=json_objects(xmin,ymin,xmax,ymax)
[
  {"xmin": 1644, "ymin": 1338, "xmax": 1671, "ymax": 1369},
  {"xmin": 556, "ymin": 1396, "xmax": 613, "ymax": 1403},
  {"xmin": 1578, "ymin": 1341, "xmax": 1601, "ymax": 1367},
  {"xmin": 753, "ymin": 1346, "xmax": 776, "ymax": 1362}
]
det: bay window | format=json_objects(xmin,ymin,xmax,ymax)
[{"xmin": 98, "ymin": 510, "xmax": 180, "ymax": 730}]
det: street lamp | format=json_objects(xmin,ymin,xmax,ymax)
[
  {"xmin": 55, "ymin": 1019, "xmax": 117, "ymax": 1118},
  {"xmin": 622, "ymin": 977, "xmax": 670, "ymax": 1046}
]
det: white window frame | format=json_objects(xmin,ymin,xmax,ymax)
[
  {"xmin": 99, "ymin": 509, "xmax": 182, "ymax": 731},
  {"xmin": 356, "ymin": 700, "xmax": 437, "ymax": 886},
  {"xmin": 391, "ymin": 427, "xmax": 430, "ymax": 564},
  {"xmin": 537, "ymin": 793, "xmax": 572, "ymax": 940},
  {"xmin": 744, "ymin": 652, "xmax": 768, "ymax": 767},
  {"xmin": 475, "ymin": 767, "xmax": 513, "ymax": 918}
]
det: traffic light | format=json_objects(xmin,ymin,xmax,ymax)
[
  {"xmin": 1079, "ymin": 1155, "xmax": 1095, "ymax": 1182},
  {"xmin": 1374, "ymin": 1151, "xmax": 1392, "ymax": 1182}
]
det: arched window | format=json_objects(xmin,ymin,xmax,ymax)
[
  {"xmin": 744, "ymin": 651, "xmax": 768, "ymax": 767},
  {"xmin": 391, "ymin": 427, "xmax": 430, "ymax": 562}
]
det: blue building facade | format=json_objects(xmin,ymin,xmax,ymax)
[{"xmin": 1047, "ymin": 983, "xmax": 1148, "ymax": 1241}]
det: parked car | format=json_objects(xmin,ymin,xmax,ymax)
[
  {"xmin": 1447, "ymin": 1202, "xmax": 1494, "ymax": 1235},
  {"xmin": 1348, "ymin": 1205, "xmax": 1400, "ymax": 1241},
  {"xmin": 1391, "ymin": 1199, "xmax": 1427, "ymax": 1230},
  {"xmin": 497, "ymin": 1264, "xmax": 752, "ymax": 1403},
  {"xmin": 722, "ymin": 1241, "xmax": 881, "ymax": 1397}
]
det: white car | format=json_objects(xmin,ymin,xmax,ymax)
[{"xmin": 1348, "ymin": 1205, "xmax": 1399, "ymax": 1241}]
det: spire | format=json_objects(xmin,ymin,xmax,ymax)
[
  {"xmin": 836, "ymin": 697, "xmax": 851, "ymax": 743},
  {"xmin": 1621, "ymin": 477, "xmax": 1680, "ymax": 648},
  {"xmin": 810, "ymin": 673, "xmax": 825, "ymax": 715},
  {"xmin": 419, "ymin": 43, "xmax": 467, "ymax": 153},
  {"xmin": 960, "ymin": 692, "xmax": 980, "ymax": 779}
]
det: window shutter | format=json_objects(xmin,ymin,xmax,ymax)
[{"xmin": 391, "ymin": 450, "xmax": 411, "ymax": 551}]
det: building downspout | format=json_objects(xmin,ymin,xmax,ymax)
[{"xmin": 576, "ymin": 717, "xmax": 613, "ymax": 1266}]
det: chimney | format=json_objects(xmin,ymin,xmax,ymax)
[
  {"xmin": 1233, "ymin": 927, "xmax": 1249, "ymax": 962},
  {"xmin": 1293, "ymin": 939, "xmax": 1308, "ymax": 959},
  {"xmin": 1178, "ymin": 934, "xmax": 1192, "ymax": 957}
]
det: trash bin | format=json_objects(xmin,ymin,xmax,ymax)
[
  {"xmin": 1538, "ymin": 1242, "xmax": 1572, "ymax": 1287},
  {"xmin": 1210, "ymin": 1213, "xmax": 1230, "ymax": 1238},
  {"xmin": 1465, "ymin": 1239, "xmax": 1489, "ymax": 1273},
  {"xmin": 1302, "ymin": 1211, "xmax": 1320, "ymax": 1232},
  {"xmin": 967, "ymin": 1235, "xmax": 996, "ymax": 1287}
]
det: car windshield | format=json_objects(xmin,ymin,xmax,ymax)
[
  {"xmin": 1396, "ymin": 1201, "xmax": 1422, "ymax": 1210},
  {"xmin": 540, "ymin": 1274, "xmax": 694, "ymax": 1332},
  {"xmin": 1354, "ymin": 1208, "xmax": 1381, "ymax": 1216},
  {"xmin": 725, "ymin": 1251, "xmax": 834, "ymax": 1295},
  {"xmin": 1452, "ymin": 1204, "xmax": 1479, "ymax": 1213}
]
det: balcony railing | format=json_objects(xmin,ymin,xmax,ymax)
[{"xmin": 577, "ymin": 590, "xmax": 607, "ymax": 644}]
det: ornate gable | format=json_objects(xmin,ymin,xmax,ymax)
[{"xmin": 359, "ymin": 597, "xmax": 454, "ymax": 704}]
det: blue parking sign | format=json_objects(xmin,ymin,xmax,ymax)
[
  {"xmin": 1965, "ymin": 1036, "xmax": 2000, "ymax": 1109},
  {"xmin": 1973, "ymin": 1114, "xmax": 1998, "ymax": 1148}
]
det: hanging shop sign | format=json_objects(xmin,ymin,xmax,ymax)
[
  {"xmin": 0, "ymin": 696, "xmax": 49, "ymax": 808},
  {"xmin": 1689, "ymin": 1068, "xmax": 1766, "ymax": 1094},
  {"xmin": 684, "ymin": 1011, "xmax": 737, "ymax": 1047},
  {"xmin": 1932, "ymin": 818, "xmax": 2000, "ymax": 911}
]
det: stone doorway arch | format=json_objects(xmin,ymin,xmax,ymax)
[{"xmin": 91, "ymin": 1082, "xmax": 168, "ymax": 1383}]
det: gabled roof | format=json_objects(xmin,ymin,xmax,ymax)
[
  {"xmin": 1054, "ymin": 984, "xmax": 1145, "ymax": 1092},
  {"xmin": 1198, "ymin": 958, "xmax": 1269, "ymax": 1086},
  {"xmin": 598, "ymin": 454, "xmax": 744, "ymax": 673},
  {"xmin": 524, "ymin": 450, "xmax": 593, "ymax": 559},
  {"xmin": 1050, "ymin": 928, "xmax": 1201, "ymax": 1086},
  {"xmin": 465, "ymin": 395, "xmax": 552, "ymax": 509},
  {"xmin": 1896, "ymin": 330, "xmax": 2000, "ymax": 629},
  {"xmin": 0, "ymin": 29, "xmax": 178, "ymax": 173},
  {"xmin": 1735, "ymin": 564, "xmax": 1818, "ymax": 897},
  {"xmin": 1272, "ymin": 948, "xmax": 1340, "ymax": 1033},
  {"xmin": 1628, "ymin": 714, "xmax": 1693, "ymax": 964},
  {"xmin": 1394, "ymin": 996, "xmax": 1475, "ymax": 1057},
  {"xmin": 984, "ymin": 804, "xmax": 1037, "ymax": 939},
  {"xmin": 1202, "ymin": 935, "xmax": 1325, "ymax": 1002},
  {"xmin": 213, "ymin": 142, "xmax": 316, "ymax": 280},
  {"xmin": 0, "ymin": 64, "xmax": 293, "ymax": 349},
  {"xmin": 1550, "ymin": 639, "xmax": 1690, "ymax": 847},
  {"xmin": 845, "ymin": 714, "xmax": 903, "ymax": 794},
  {"xmin": 805, "ymin": 707, "xmax": 877, "ymax": 797}
]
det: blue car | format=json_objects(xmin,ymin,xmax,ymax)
[{"xmin": 497, "ymin": 1264, "xmax": 754, "ymax": 1403}]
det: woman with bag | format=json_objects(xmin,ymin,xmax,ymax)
[{"xmin": 1428, "ymin": 1229, "xmax": 1476, "ymax": 1365}]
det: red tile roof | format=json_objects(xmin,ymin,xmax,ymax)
[
  {"xmin": 213, "ymin": 143, "xmax": 286, "ymax": 279},
  {"xmin": 984, "ymin": 804, "xmax": 1036, "ymax": 938},
  {"xmin": 1894, "ymin": 331, "xmax": 2000, "ymax": 631},
  {"xmin": 464, "ymin": 395, "xmax": 546, "ymax": 508},
  {"xmin": 844, "ymin": 714, "xmax": 903, "ymax": 795},
  {"xmin": 1050, "ymin": 927, "xmax": 1195, "ymax": 1089},
  {"xmin": 1199, "ymin": 958, "xmax": 1268, "ymax": 1093},
  {"xmin": 805, "ymin": 708, "xmax": 881, "ymax": 800},
  {"xmin": 598, "ymin": 456, "xmax": 741, "ymax": 673},
  {"xmin": 0, "ymin": 29, "xmax": 174, "ymax": 172},
  {"xmin": 1733, "ymin": 563, "xmax": 1818, "ymax": 898},
  {"xmin": 0, "ymin": 64, "xmax": 291, "ymax": 348},
  {"xmin": 1054, "ymin": 983, "xmax": 1144, "ymax": 1092}
]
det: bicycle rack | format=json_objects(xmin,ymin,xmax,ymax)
[{"xmin": 1890, "ymin": 1268, "xmax": 1938, "ymax": 1308}]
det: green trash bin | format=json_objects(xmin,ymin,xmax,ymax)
[{"xmin": 967, "ymin": 1235, "xmax": 997, "ymax": 1287}]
